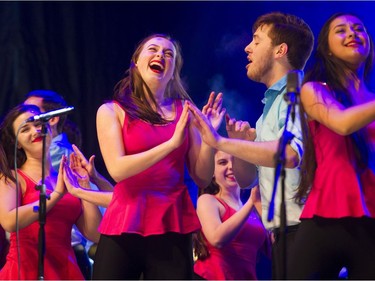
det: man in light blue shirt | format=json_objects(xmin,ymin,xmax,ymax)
[
  {"xmin": 189, "ymin": 12, "xmax": 313, "ymax": 279},
  {"xmin": 254, "ymin": 75, "xmax": 303, "ymax": 231}
]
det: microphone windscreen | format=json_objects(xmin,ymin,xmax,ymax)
[{"xmin": 287, "ymin": 70, "xmax": 303, "ymax": 94}]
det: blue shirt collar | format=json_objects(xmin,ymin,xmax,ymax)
[{"xmin": 262, "ymin": 75, "xmax": 287, "ymax": 119}]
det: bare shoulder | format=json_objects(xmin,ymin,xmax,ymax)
[
  {"xmin": 97, "ymin": 102, "xmax": 117, "ymax": 115},
  {"xmin": 197, "ymin": 193, "xmax": 218, "ymax": 206},
  {"xmin": 0, "ymin": 171, "xmax": 21, "ymax": 191},
  {"xmin": 301, "ymin": 81, "xmax": 331, "ymax": 105},
  {"xmin": 301, "ymin": 81, "xmax": 328, "ymax": 96},
  {"xmin": 97, "ymin": 102, "xmax": 125, "ymax": 121}
]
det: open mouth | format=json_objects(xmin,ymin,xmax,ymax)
[{"xmin": 150, "ymin": 61, "xmax": 164, "ymax": 73}]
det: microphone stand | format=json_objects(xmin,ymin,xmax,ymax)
[
  {"xmin": 35, "ymin": 122, "xmax": 50, "ymax": 280},
  {"xmin": 268, "ymin": 92, "xmax": 297, "ymax": 280}
]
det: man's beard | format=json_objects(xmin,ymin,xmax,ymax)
[{"xmin": 247, "ymin": 51, "xmax": 273, "ymax": 83}]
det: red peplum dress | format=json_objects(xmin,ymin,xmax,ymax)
[
  {"xmin": 0, "ymin": 170, "xmax": 84, "ymax": 280},
  {"xmin": 99, "ymin": 99, "xmax": 201, "ymax": 237},
  {"xmin": 300, "ymin": 121, "xmax": 375, "ymax": 219}
]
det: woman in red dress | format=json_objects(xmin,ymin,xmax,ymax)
[
  {"xmin": 289, "ymin": 13, "xmax": 375, "ymax": 279},
  {"xmin": 0, "ymin": 104, "xmax": 102, "ymax": 280}
]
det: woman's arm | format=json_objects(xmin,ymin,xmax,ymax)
[
  {"xmin": 96, "ymin": 102, "xmax": 189, "ymax": 182},
  {"xmin": 186, "ymin": 124, "xmax": 215, "ymax": 188},
  {"xmin": 75, "ymin": 199, "xmax": 102, "ymax": 243},
  {"xmin": 196, "ymin": 194, "xmax": 254, "ymax": 248},
  {"xmin": 0, "ymin": 169, "xmax": 66, "ymax": 233},
  {"xmin": 68, "ymin": 188, "xmax": 112, "ymax": 208},
  {"xmin": 301, "ymin": 81, "xmax": 375, "ymax": 135}
]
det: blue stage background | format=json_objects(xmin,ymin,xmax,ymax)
[{"xmin": 0, "ymin": 1, "xmax": 374, "ymax": 183}]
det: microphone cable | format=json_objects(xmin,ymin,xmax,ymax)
[{"xmin": 14, "ymin": 120, "xmax": 27, "ymax": 280}]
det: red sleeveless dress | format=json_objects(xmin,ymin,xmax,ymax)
[
  {"xmin": 194, "ymin": 196, "xmax": 268, "ymax": 280},
  {"xmin": 99, "ymin": 99, "xmax": 201, "ymax": 236},
  {"xmin": 301, "ymin": 121, "xmax": 375, "ymax": 218},
  {"xmin": 0, "ymin": 170, "xmax": 84, "ymax": 280}
]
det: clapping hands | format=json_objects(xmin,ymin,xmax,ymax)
[
  {"xmin": 202, "ymin": 91, "xmax": 226, "ymax": 131},
  {"xmin": 68, "ymin": 152, "xmax": 90, "ymax": 189}
]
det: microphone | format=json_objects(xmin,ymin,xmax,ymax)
[
  {"xmin": 285, "ymin": 70, "xmax": 303, "ymax": 123},
  {"xmin": 285, "ymin": 70, "xmax": 303, "ymax": 105},
  {"xmin": 26, "ymin": 106, "xmax": 74, "ymax": 123}
]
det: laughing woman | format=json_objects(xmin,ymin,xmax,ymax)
[{"xmin": 93, "ymin": 34, "xmax": 225, "ymax": 280}]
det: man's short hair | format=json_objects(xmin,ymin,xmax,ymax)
[{"xmin": 25, "ymin": 90, "xmax": 68, "ymax": 133}]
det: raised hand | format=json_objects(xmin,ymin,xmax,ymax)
[
  {"xmin": 72, "ymin": 144, "xmax": 114, "ymax": 191},
  {"xmin": 69, "ymin": 152, "xmax": 90, "ymax": 188},
  {"xmin": 226, "ymin": 114, "xmax": 256, "ymax": 141},
  {"xmin": 63, "ymin": 157, "xmax": 85, "ymax": 195},
  {"xmin": 55, "ymin": 155, "xmax": 68, "ymax": 195},
  {"xmin": 170, "ymin": 101, "xmax": 190, "ymax": 149},
  {"xmin": 202, "ymin": 91, "xmax": 226, "ymax": 131},
  {"xmin": 188, "ymin": 102, "xmax": 221, "ymax": 148},
  {"xmin": 250, "ymin": 185, "xmax": 261, "ymax": 204},
  {"xmin": 72, "ymin": 144, "xmax": 98, "ymax": 180}
]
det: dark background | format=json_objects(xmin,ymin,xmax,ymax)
[{"xmin": 1, "ymin": 1, "xmax": 374, "ymax": 180}]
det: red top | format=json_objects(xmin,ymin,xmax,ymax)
[
  {"xmin": 99, "ymin": 99, "xmax": 201, "ymax": 236},
  {"xmin": 0, "ymin": 170, "xmax": 84, "ymax": 280},
  {"xmin": 194, "ymin": 196, "xmax": 267, "ymax": 280},
  {"xmin": 301, "ymin": 120, "xmax": 375, "ymax": 218}
]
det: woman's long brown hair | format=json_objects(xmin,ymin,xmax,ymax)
[{"xmin": 192, "ymin": 179, "xmax": 220, "ymax": 261}]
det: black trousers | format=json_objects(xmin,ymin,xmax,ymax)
[
  {"xmin": 73, "ymin": 243, "xmax": 92, "ymax": 280},
  {"xmin": 93, "ymin": 232, "xmax": 194, "ymax": 280},
  {"xmin": 271, "ymin": 224, "xmax": 299, "ymax": 279},
  {"xmin": 288, "ymin": 217, "xmax": 375, "ymax": 279}
]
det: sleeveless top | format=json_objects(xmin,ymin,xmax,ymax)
[
  {"xmin": 194, "ymin": 196, "xmax": 268, "ymax": 280},
  {"xmin": 0, "ymin": 170, "xmax": 84, "ymax": 280},
  {"xmin": 99, "ymin": 99, "xmax": 201, "ymax": 236},
  {"xmin": 301, "ymin": 120, "xmax": 375, "ymax": 218}
]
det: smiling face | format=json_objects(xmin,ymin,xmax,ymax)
[
  {"xmin": 244, "ymin": 24, "xmax": 276, "ymax": 85},
  {"xmin": 328, "ymin": 14, "xmax": 370, "ymax": 69},
  {"xmin": 13, "ymin": 110, "xmax": 51, "ymax": 159},
  {"xmin": 135, "ymin": 37, "xmax": 176, "ymax": 89},
  {"xmin": 213, "ymin": 151, "xmax": 238, "ymax": 190}
]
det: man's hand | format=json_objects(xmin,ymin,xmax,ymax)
[{"xmin": 226, "ymin": 114, "xmax": 256, "ymax": 141}]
